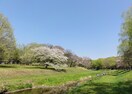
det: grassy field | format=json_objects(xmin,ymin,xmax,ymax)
[
  {"xmin": 0, "ymin": 64, "xmax": 132, "ymax": 94},
  {"xmin": 0, "ymin": 64, "xmax": 102, "ymax": 92},
  {"xmin": 68, "ymin": 70, "xmax": 132, "ymax": 94}
]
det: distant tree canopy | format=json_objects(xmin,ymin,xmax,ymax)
[
  {"xmin": 0, "ymin": 13, "xmax": 16, "ymax": 63},
  {"xmin": 91, "ymin": 57, "xmax": 117, "ymax": 70},
  {"xmin": 118, "ymin": 6, "xmax": 132, "ymax": 68}
]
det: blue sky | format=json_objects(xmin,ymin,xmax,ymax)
[{"xmin": 0, "ymin": 0, "xmax": 132, "ymax": 59}]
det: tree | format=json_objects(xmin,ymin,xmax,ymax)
[
  {"xmin": 92, "ymin": 59, "xmax": 103, "ymax": 70},
  {"xmin": 118, "ymin": 6, "xmax": 132, "ymax": 69},
  {"xmin": 0, "ymin": 13, "xmax": 16, "ymax": 63},
  {"xmin": 64, "ymin": 50, "xmax": 79, "ymax": 67},
  {"xmin": 77, "ymin": 57, "xmax": 92, "ymax": 69},
  {"xmin": 20, "ymin": 47, "xmax": 33, "ymax": 64},
  {"xmin": 20, "ymin": 44, "xmax": 68, "ymax": 68},
  {"xmin": 32, "ymin": 46, "xmax": 68, "ymax": 67},
  {"xmin": 104, "ymin": 57, "xmax": 116, "ymax": 69}
]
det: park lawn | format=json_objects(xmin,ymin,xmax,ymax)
[
  {"xmin": 0, "ymin": 64, "xmax": 102, "ymax": 91},
  {"xmin": 68, "ymin": 70, "xmax": 132, "ymax": 94}
]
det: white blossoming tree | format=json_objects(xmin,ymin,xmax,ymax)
[{"xmin": 31, "ymin": 46, "xmax": 68, "ymax": 68}]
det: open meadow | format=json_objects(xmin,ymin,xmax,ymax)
[
  {"xmin": 0, "ymin": 64, "xmax": 132, "ymax": 94},
  {"xmin": 0, "ymin": 64, "xmax": 102, "ymax": 92}
]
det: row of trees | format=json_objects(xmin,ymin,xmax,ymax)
[
  {"xmin": 0, "ymin": 13, "xmax": 92, "ymax": 68},
  {"xmin": 91, "ymin": 57, "xmax": 129, "ymax": 70},
  {"xmin": 16, "ymin": 43, "xmax": 92, "ymax": 68},
  {"xmin": 0, "ymin": 14, "xmax": 92, "ymax": 68},
  {"xmin": 0, "ymin": 6, "xmax": 132, "ymax": 70}
]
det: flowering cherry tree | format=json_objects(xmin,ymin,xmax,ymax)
[{"xmin": 31, "ymin": 46, "xmax": 68, "ymax": 68}]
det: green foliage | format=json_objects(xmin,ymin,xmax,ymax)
[
  {"xmin": 92, "ymin": 59, "xmax": 103, "ymax": 69},
  {"xmin": 104, "ymin": 57, "xmax": 117, "ymax": 69},
  {"xmin": 20, "ymin": 45, "xmax": 34, "ymax": 64},
  {"xmin": 0, "ymin": 13, "xmax": 16, "ymax": 64},
  {"xmin": 92, "ymin": 57, "xmax": 117, "ymax": 69},
  {"xmin": 118, "ymin": 6, "xmax": 132, "ymax": 68}
]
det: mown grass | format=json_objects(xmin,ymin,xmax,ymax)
[
  {"xmin": 0, "ymin": 64, "xmax": 102, "ymax": 92},
  {"xmin": 68, "ymin": 70, "xmax": 132, "ymax": 94}
]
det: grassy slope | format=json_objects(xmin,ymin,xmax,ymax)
[
  {"xmin": 68, "ymin": 70, "xmax": 132, "ymax": 94},
  {"xmin": 0, "ymin": 64, "xmax": 102, "ymax": 91}
]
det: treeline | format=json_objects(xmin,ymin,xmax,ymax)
[
  {"xmin": 0, "ymin": 42, "xmax": 92, "ymax": 68},
  {"xmin": 0, "ymin": 5, "xmax": 132, "ymax": 70},
  {"xmin": 92, "ymin": 57, "xmax": 129, "ymax": 70},
  {"xmin": 0, "ymin": 13, "xmax": 92, "ymax": 69}
]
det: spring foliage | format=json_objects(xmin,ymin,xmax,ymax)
[
  {"xmin": 0, "ymin": 13, "xmax": 16, "ymax": 63},
  {"xmin": 118, "ymin": 6, "xmax": 132, "ymax": 68},
  {"xmin": 20, "ymin": 44, "xmax": 68, "ymax": 66}
]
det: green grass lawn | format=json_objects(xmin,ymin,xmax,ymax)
[
  {"xmin": 1, "ymin": 64, "xmax": 132, "ymax": 94},
  {"xmin": 68, "ymin": 70, "xmax": 132, "ymax": 94},
  {"xmin": 0, "ymin": 64, "xmax": 102, "ymax": 92}
]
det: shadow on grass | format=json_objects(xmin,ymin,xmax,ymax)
[
  {"xmin": 69, "ymin": 70, "xmax": 132, "ymax": 94},
  {"xmin": 0, "ymin": 64, "xmax": 66, "ymax": 72},
  {"xmin": 0, "ymin": 64, "xmax": 17, "ymax": 68},
  {"xmin": 24, "ymin": 66, "xmax": 67, "ymax": 72},
  {"xmin": 112, "ymin": 70, "xmax": 130, "ymax": 76},
  {"xmin": 69, "ymin": 81, "xmax": 132, "ymax": 94}
]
